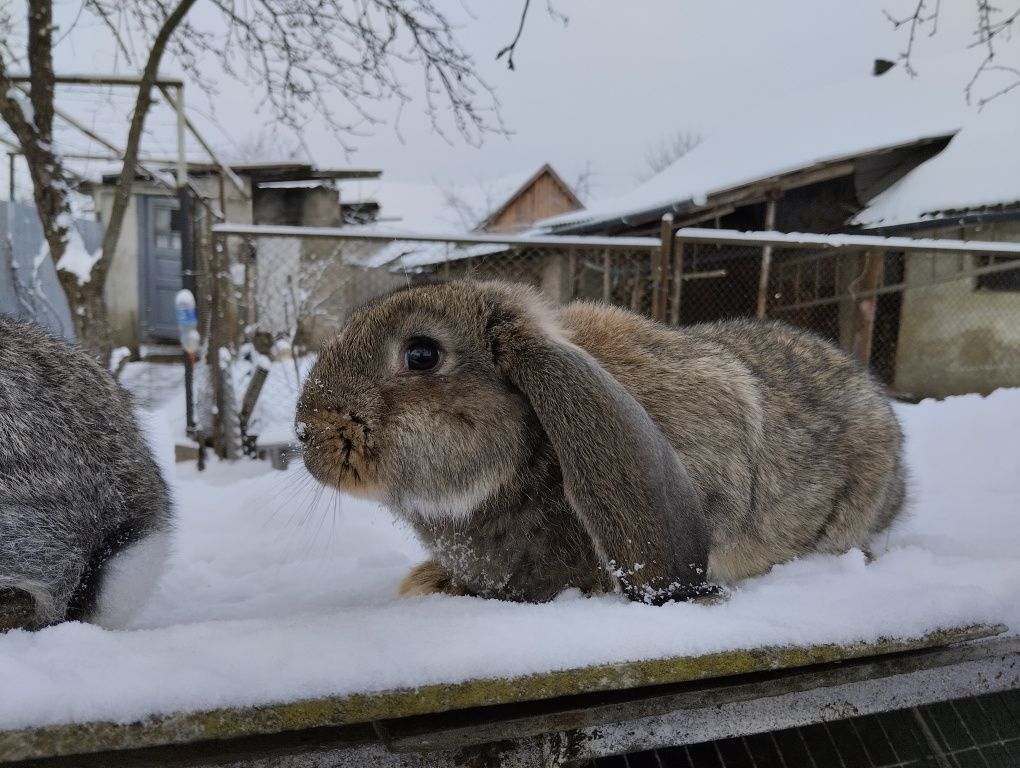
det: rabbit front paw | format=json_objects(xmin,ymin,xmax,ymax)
[{"xmin": 399, "ymin": 559, "xmax": 466, "ymax": 598}]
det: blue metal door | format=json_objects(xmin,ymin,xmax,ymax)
[{"xmin": 140, "ymin": 196, "xmax": 183, "ymax": 341}]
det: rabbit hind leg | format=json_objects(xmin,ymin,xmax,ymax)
[{"xmin": 0, "ymin": 586, "xmax": 44, "ymax": 632}]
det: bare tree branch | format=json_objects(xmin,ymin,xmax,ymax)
[
  {"xmin": 640, "ymin": 131, "xmax": 703, "ymax": 181},
  {"xmin": 2, "ymin": 0, "xmax": 521, "ymax": 360},
  {"xmin": 885, "ymin": 0, "xmax": 1020, "ymax": 105},
  {"xmin": 95, "ymin": 0, "xmax": 199, "ymax": 294},
  {"xmin": 497, "ymin": 0, "xmax": 531, "ymax": 71}
]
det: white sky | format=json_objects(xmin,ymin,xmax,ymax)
[{"xmin": 1, "ymin": 1, "xmax": 989, "ymax": 205}]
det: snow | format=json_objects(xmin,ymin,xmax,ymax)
[
  {"xmin": 52, "ymin": 226, "xmax": 102, "ymax": 286},
  {"xmin": 340, "ymin": 169, "xmax": 547, "ymax": 269},
  {"xmin": 536, "ymin": 53, "xmax": 1004, "ymax": 235},
  {"xmin": 672, "ymin": 228, "xmax": 1020, "ymax": 255},
  {"xmin": 854, "ymin": 92, "xmax": 1020, "ymax": 228},
  {"xmin": 109, "ymin": 347, "xmax": 131, "ymax": 374},
  {"xmin": 0, "ymin": 384, "xmax": 1018, "ymax": 731}
]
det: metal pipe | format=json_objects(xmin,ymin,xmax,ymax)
[{"xmin": 212, "ymin": 223, "xmax": 1020, "ymax": 258}]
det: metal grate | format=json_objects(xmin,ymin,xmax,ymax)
[{"xmin": 587, "ymin": 689, "xmax": 1020, "ymax": 767}]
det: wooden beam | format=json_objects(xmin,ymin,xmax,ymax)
[
  {"xmin": 602, "ymin": 250, "xmax": 612, "ymax": 302},
  {"xmin": 850, "ymin": 250, "xmax": 886, "ymax": 366},
  {"xmin": 654, "ymin": 215, "xmax": 674, "ymax": 322},
  {"xmin": 158, "ymin": 85, "xmax": 249, "ymax": 200},
  {"xmin": 755, "ymin": 195, "xmax": 779, "ymax": 317},
  {"xmin": 7, "ymin": 72, "xmax": 184, "ymax": 87},
  {"xmin": 669, "ymin": 241, "xmax": 686, "ymax": 325}
]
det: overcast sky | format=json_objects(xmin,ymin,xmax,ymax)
[{"xmin": 4, "ymin": 1, "xmax": 987, "ymax": 204}]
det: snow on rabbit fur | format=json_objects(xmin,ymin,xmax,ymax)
[{"xmin": 0, "ymin": 388, "xmax": 1018, "ymax": 730}]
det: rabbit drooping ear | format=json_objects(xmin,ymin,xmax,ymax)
[{"xmin": 486, "ymin": 297, "xmax": 714, "ymax": 604}]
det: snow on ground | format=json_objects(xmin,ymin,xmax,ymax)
[{"xmin": 0, "ymin": 386, "xmax": 1018, "ymax": 731}]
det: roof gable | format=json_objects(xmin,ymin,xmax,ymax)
[{"xmin": 477, "ymin": 163, "xmax": 584, "ymax": 231}]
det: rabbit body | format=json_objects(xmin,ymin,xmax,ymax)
[
  {"xmin": 298, "ymin": 282, "xmax": 904, "ymax": 604},
  {"xmin": 559, "ymin": 303, "xmax": 905, "ymax": 585},
  {"xmin": 0, "ymin": 316, "xmax": 172, "ymax": 629}
]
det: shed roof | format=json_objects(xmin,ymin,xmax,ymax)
[
  {"xmin": 853, "ymin": 92, "xmax": 1020, "ymax": 229},
  {"xmin": 535, "ymin": 54, "xmax": 1006, "ymax": 235},
  {"xmin": 96, "ymin": 162, "xmax": 380, "ymax": 186}
]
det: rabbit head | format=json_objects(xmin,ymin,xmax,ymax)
[{"xmin": 296, "ymin": 281, "xmax": 711, "ymax": 604}]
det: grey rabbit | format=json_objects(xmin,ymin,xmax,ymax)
[
  {"xmin": 296, "ymin": 281, "xmax": 905, "ymax": 604},
  {"xmin": 0, "ymin": 315, "xmax": 172, "ymax": 630}
]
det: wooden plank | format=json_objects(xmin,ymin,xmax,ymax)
[
  {"xmin": 850, "ymin": 249, "xmax": 886, "ymax": 365},
  {"xmin": 602, "ymin": 250, "xmax": 612, "ymax": 302},
  {"xmin": 654, "ymin": 215, "xmax": 674, "ymax": 322},
  {"xmin": 379, "ymin": 634, "xmax": 1020, "ymax": 755},
  {"xmin": 0, "ymin": 624, "xmax": 1003, "ymax": 764},
  {"xmin": 755, "ymin": 196, "xmax": 779, "ymax": 318},
  {"xmin": 669, "ymin": 241, "xmax": 685, "ymax": 325}
]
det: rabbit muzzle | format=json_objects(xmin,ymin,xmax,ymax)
[{"xmin": 296, "ymin": 401, "xmax": 382, "ymax": 497}]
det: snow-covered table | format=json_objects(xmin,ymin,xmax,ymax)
[
  {"xmin": 1, "ymin": 382, "xmax": 1017, "ymax": 766},
  {"xmin": 1, "ymin": 624, "xmax": 1013, "ymax": 766}
]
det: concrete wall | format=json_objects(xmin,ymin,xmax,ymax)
[
  {"xmin": 253, "ymin": 185, "xmax": 341, "ymax": 227},
  {"xmin": 894, "ymin": 221, "xmax": 1020, "ymax": 398}
]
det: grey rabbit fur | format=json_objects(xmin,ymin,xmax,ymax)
[
  {"xmin": 0, "ymin": 315, "xmax": 172, "ymax": 630},
  {"xmin": 297, "ymin": 281, "xmax": 905, "ymax": 604}
]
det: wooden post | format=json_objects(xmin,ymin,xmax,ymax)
[
  {"xmin": 208, "ymin": 234, "xmax": 227, "ymax": 459},
  {"xmin": 655, "ymin": 214, "xmax": 674, "ymax": 322},
  {"xmin": 602, "ymin": 250, "xmax": 612, "ymax": 303},
  {"xmin": 567, "ymin": 248, "xmax": 578, "ymax": 303},
  {"xmin": 755, "ymin": 195, "xmax": 779, "ymax": 318},
  {"xmin": 850, "ymin": 250, "xmax": 885, "ymax": 367},
  {"xmin": 670, "ymin": 241, "xmax": 686, "ymax": 325},
  {"xmin": 7, "ymin": 153, "xmax": 14, "ymax": 201}
]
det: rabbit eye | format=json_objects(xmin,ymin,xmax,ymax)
[{"xmin": 405, "ymin": 337, "xmax": 441, "ymax": 372}]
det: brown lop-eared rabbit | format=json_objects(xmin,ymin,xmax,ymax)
[{"xmin": 296, "ymin": 281, "xmax": 905, "ymax": 604}]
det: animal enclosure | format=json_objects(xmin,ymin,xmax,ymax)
[{"xmin": 200, "ymin": 223, "xmax": 1020, "ymax": 458}]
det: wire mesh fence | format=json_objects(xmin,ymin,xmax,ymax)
[
  {"xmin": 766, "ymin": 246, "xmax": 1020, "ymax": 398},
  {"xmin": 584, "ymin": 688, "xmax": 1020, "ymax": 768},
  {"xmin": 200, "ymin": 225, "xmax": 1020, "ymax": 458}
]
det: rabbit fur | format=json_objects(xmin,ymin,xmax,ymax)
[
  {"xmin": 297, "ymin": 281, "xmax": 905, "ymax": 604},
  {"xmin": 0, "ymin": 315, "xmax": 172, "ymax": 630}
]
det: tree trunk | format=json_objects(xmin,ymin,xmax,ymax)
[
  {"xmin": 0, "ymin": 0, "xmax": 198, "ymax": 367},
  {"xmin": 56, "ymin": 273, "xmax": 113, "ymax": 358}
]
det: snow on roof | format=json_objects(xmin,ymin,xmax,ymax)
[
  {"xmin": 537, "ymin": 55, "xmax": 985, "ymax": 234},
  {"xmin": 337, "ymin": 179, "xmax": 455, "ymax": 230},
  {"xmin": 344, "ymin": 169, "xmax": 546, "ymax": 269},
  {"xmin": 854, "ymin": 92, "xmax": 1020, "ymax": 228}
]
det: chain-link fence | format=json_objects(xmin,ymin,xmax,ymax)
[
  {"xmin": 201, "ymin": 224, "xmax": 1020, "ymax": 459},
  {"xmin": 767, "ymin": 245, "xmax": 1020, "ymax": 399}
]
